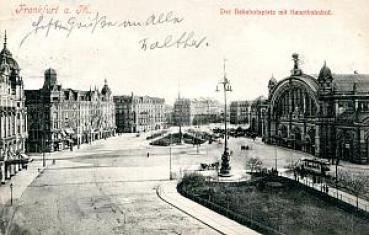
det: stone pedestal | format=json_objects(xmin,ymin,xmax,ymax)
[{"xmin": 219, "ymin": 150, "xmax": 232, "ymax": 177}]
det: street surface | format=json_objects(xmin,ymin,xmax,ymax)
[{"xmin": 5, "ymin": 127, "xmax": 369, "ymax": 234}]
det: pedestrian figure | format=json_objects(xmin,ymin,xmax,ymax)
[{"xmin": 147, "ymin": 152, "xmax": 150, "ymax": 158}]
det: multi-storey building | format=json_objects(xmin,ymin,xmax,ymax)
[
  {"xmin": 264, "ymin": 53, "xmax": 369, "ymax": 164},
  {"xmin": 173, "ymin": 97, "xmax": 222, "ymax": 126},
  {"xmin": 164, "ymin": 104, "xmax": 173, "ymax": 127},
  {"xmin": 25, "ymin": 70, "xmax": 116, "ymax": 152},
  {"xmin": 249, "ymin": 96, "xmax": 268, "ymax": 136},
  {"xmin": 114, "ymin": 94, "xmax": 165, "ymax": 133},
  {"xmin": 173, "ymin": 98, "xmax": 192, "ymax": 126},
  {"xmin": 230, "ymin": 101, "xmax": 249, "ymax": 124},
  {"xmin": 229, "ymin": 97, "xmax": 268, "ymax": 136},
  {"xmin": 0, "ymin": 33, "xmax": 28, "ymax": 183}
]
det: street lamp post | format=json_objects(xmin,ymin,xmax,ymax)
[
  {"xmin": 169, "ymin": 144, "xmax": 172, "ymax": 180},
  {"xmin": 274, "ymin": 144, "xmax": 278, "ymax": 171},
  {"xmin": 216, "ymin": 59, "xmax": 233, "ymax": 177},
  {"xmin": 169, "ymin": 128, "xmax": 172, "ymax": 180},
  {"xmin": 178, "ymin": 110, "xmax": 183, "ymax": 144},
  {"xmin": 10, "ymin": 183, "xmax": 13, "ymax": 205},
  {"xmin": 42, "ymin": 132, "xmax": 46, "ymax": 167}
]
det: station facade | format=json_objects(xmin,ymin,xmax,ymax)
[{"xmin": 264, "ymin": 54, "xmax": 369, "ymax": 164}]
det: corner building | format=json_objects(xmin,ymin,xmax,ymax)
[
  {"xmin": 265, "ymin": 54, "xmax": 369, "ymax": 164},
  {"xmin": 26, "ymin": 70, "xmax": 116, "ymax": 152},
  {"xmin": 0, "ymin": 33, "xmax": 28, "ymax": 183}
]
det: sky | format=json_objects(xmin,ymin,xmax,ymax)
[{"xmin": 0, "ymin": 0, "xmax": 368, "ymax": 105}]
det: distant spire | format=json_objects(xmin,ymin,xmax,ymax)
[
  {"xmin": 223, "ymin": 58, "xmax": 227, "ymax": 79},
  {"xmin": 104, "ymin": 78, "xmax": 107, "ymax": 85},
  {"xmin": 177, "ymin": 80, "xmax": 181, "ymax": 99},
  {"xmin": 4, "ymin": 30, "xmax": 7, "ymax": 49}
]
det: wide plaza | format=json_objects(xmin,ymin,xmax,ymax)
[{"xmin": 2, "ymin": 127, "xmax": 368, "ymax": 234}]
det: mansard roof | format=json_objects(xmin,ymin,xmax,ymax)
[{"xmin": 332, "ymin": 74, "xmax": 369, "ymax": 92}]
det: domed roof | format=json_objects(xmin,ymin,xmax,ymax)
[
  {"xmin": 318, "ymin": 61, "xmax": 332, "ymax": 81},
  {"xmin": 45, "ymin": 68, "xmax": 57, "ymax": 76},
  {"xmin": 101, "ymin": 78, "xmax": 112, "ymax": 95},
  {"xmin": 0, "ymin": 31, "xmax": 20, "ymax": 71},
  {"xmin": 0, "ymin": 57, "xmax": 10, "ymax": 75},
  {"xmin": 0, "ymin": 47, "xmax": 12, "ymax": 56}
]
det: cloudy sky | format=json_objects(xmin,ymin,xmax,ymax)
[{"xmin": 0, "ymin": 0, "xmax": 368, "ymax": 104}]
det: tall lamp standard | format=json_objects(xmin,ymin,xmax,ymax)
[
  {"xmin": 169, "ymin": 115, "xmax": 173, "ymax": 180},
  {"xmin": 42, "ymin": 131, "xmax": 46, "ymax": 167},
  {"xmin": 216, "ymin": 59, "xmax": 233, "ymax": 177}
]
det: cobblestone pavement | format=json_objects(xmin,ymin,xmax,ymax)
[
  {"xmin": 6, "ymin": 135, "xmax": 221, "ymax": 235},
  {"xmin": 0, "ymin": 160, "xmax": 51, "ymax": 234},
  {"xmin": 3, "ymin": 130, "xmax": 368, "ymax": 235}
]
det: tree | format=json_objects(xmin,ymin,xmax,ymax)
[
  {"xmin": 247, "ymin": 157, "xmax": 263, "ymax": 174},
  {"xmin": 338, "ymin": 170, "xmax": 369, "ymax": 209}
]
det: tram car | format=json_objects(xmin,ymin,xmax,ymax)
[{"xmin": 297, "ymin": 158, "xmax": 330, "ymax": 176}]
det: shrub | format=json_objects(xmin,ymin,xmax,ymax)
[{"xmin": 181, "ymin": 173, "xmax": 206, "ymax": 189}]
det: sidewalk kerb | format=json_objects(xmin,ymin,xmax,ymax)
[{"xmin": 156, "ymin": 182, "xmax": 225, "ymax": 235}]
